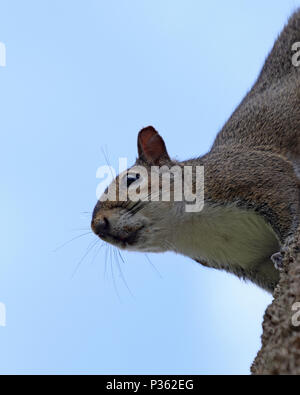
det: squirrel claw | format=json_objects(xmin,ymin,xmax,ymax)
[{"xmin": 271, "ymin": 252, "xmax": 284, "ymax": 271}]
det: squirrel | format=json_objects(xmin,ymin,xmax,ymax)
[{"xmin": 91, "ymin": 10, "xmax": 300, "ymax": 293}]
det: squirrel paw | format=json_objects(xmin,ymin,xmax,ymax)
[{"xmin": 271, "ymin": 252, "xmax": 284, "ymax": 271}]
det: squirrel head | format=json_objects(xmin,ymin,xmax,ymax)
[{"xmin": 91, "ymin": 126, "xmax": 199, "ymax": 252}]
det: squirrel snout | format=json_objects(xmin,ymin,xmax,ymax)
[{"xmin": 91, "ymin": 216, "xmax": 109, "ymax": 236}]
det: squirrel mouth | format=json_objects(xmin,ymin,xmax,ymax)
[{"xmin": 97, "ymin": 228, "xmax": 143, "ymax": 248}]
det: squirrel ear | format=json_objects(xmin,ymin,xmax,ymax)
[{"xmin": 137, "ymin": 126, "xmax": 170, "ymax": 165}]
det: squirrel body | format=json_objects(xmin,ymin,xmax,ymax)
[{"xmin": 92, "ymin": 10, "xmax": 300, "ymax": 292}]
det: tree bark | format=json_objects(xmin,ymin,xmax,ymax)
[{"xmin": 251, "ymin": 230, "xmax": 300, "ymax": 374}]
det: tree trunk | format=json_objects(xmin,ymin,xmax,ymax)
[{"xmin": 251, "ymin": 229, "xmax": 300, "ymax": 374}]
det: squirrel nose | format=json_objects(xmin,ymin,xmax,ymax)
[{"xmin": 92, "ymin": 216, "xmax": 109, "ymax": 236}]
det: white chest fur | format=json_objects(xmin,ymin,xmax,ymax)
[{"xmin": 171, "ymin": 205, "xmax": 279, "ymax": 272}]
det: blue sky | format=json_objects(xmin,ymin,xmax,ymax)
[{"xmin": 0, "ymin": 0, "xmax": 299, "ymax": 374}]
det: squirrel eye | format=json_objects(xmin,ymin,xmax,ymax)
[{"xmin": 127, "ymin": 173, "xmax": 140, "ymax": 188}]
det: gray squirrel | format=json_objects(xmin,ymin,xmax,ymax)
[{"xmin": 91, "ymin": 10, "xmax": 300, "ymax": 293}]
